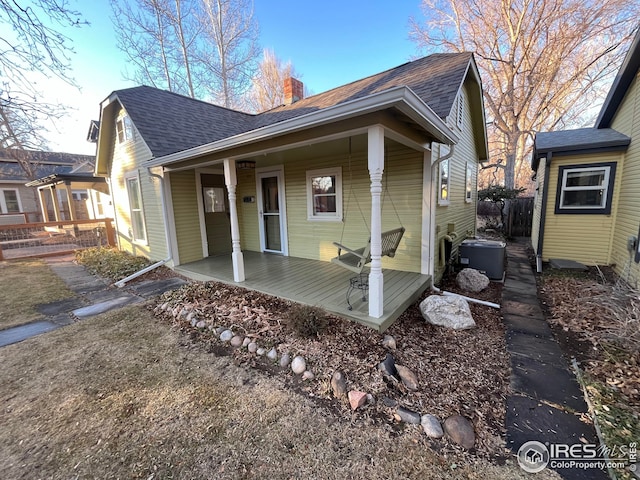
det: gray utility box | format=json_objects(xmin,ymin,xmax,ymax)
[{"xmin": 459, "ymin": 239, "xmax": 506, "ymax": 280}]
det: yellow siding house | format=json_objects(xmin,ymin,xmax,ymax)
[
  {"xmin": 92, "ymin": 53, "xmax": 488, "ymax": 330},
  {"xmin": 531, "ymin": 29, "xmax": 640, "ymax": 287}
]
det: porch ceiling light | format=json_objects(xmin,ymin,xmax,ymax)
[{"xmin": 237, "ymin": 160, "xmax": 256, "ymax": 170}]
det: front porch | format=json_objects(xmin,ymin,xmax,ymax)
[{"xmin": 175, "ymin": 251, "xmax": 431, "ymax": 332}]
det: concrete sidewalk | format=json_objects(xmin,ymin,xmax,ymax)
[
  {"xmin": 502, "ymin": 240, "xmax": 608, "ymax": 480},
  {"xmin": 0, "ymin": 255, "xmax": 187, "ymax": 348}
]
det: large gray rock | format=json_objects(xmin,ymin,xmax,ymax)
[
  {"xmin": 395, "ymin": 364, "xmax": 419, "ymax": 391},
  {"xmin": 456, "ymin": 268, "xmax": 490, "ymax": 293},
  {"xmin": 378, "ymin": 353, "xmax": 398, "ymax": 379},
  {"xmin": 397, "ymin": 406, "xmax": 421, "ymax": 424},
  {"xmin": 291, "ymin": 356, "xmax": 306, "ymax": 375},
  {"xmin": 420, "ymin": 295, "xmax": 475, "ymax": 330},
  {"xmin": 443, "ymin": 414, "xmax": 475, "ymax": 449},
  {"xmin": 421, "ymin": 414, "xmax": 444, "ymax": 438}
]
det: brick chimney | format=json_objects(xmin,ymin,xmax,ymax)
[{"xmin": 284, "ymin": 77, "xmax": 304, "ymax": 105}]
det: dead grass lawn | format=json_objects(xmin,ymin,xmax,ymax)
[
  {"xmin": 0, "ymin": 259, "xmax": 74, "ymax": 330},
  {"xmin": 0, "ymin": 304, "xmax": 561, "ymax": 479}
]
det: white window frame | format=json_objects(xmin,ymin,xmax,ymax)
[
  {"xmin": 306, "ymin": 167, "xmax": 343, "ymax": 221},
  {"xmin": 116, "ymin": 113, "xmax": 134, "ymax": 144},
  {"xmin": 465, "ymin": 161, "xmax": 473, "ymax": 203},
  {"xmin": 0, "ymin": 188, "xmax": 23, "ymax": 213},
  {"xmin": 557, "ymin": 164, "xmax": 613, "ymax": 213},
  {"xmin": 438, "ymin": 158, "xmax": 450, "ymax": 206},
  {"xmin": 125, "ymin": 172, "xmax": 147, "ymax": 243}
]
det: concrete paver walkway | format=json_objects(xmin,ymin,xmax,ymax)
[
  {"xmin": 0, "ymin": 255, "xmax": 187, "ymax": 348},
  {"xmin": 503, "ymin": 240, "xmax": 608, "ymax": 480}
]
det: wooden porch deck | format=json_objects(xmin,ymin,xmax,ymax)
[{"xmin": 175, "ymin": 251, "xmax": 431, "ymax": 332}]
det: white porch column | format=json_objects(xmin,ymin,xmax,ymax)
[
  {"xmin": 224, "ymin": 159, "xmax": 245, "ymax": 282},
  {"xmin": 64, "ymin": 183, "xmax": 76, "ymax": 221},
  {"xmin": 368, "ymin": 125, "xmax": 385, "ymax": 318},
  {"xmin": 420, "ymin": 149, "xmax": 435, "ymax": 276},
  {"xmin": 38, "ymin": 187, "xmax": 50, "ymax": 222},
  {"xmin": 50, "ymin": 186, "xmax": 62, "ymax": 222}
]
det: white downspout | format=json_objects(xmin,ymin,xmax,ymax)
[
  {"xmin": 430, "ymin": 284, "xmax": 500, "ymax": 309},
  {"xmin": 427, "ymin": 143, "xmax": 499, "ymax": 309},
  {"xmin": 114, "ymin": 167, "xmax": 173, "ymax": 288}
]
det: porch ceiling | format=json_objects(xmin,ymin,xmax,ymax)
[{"xmin": 175, "ymin": 251, "xmax": 431, "ymax": 332}]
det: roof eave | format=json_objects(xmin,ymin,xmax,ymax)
[
  {"xmin": 147, "ymin": 87, "xmax": 458, "ymax": 168},
  {"xmin": 531, "ymin": 139, "xmax": 630, "ymax": 171},
  {"xmin": 466, "ymin": 55, "xmax": 489, "ymax": 160},
  {"xmin": 595, "ymin": 29, "xmax": 640, "ymax": 128}
]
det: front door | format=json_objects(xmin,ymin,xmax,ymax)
[
  {"xmin": 201, "ymin": 174, "xmax": 232, "ymax": 256},
  {"xmin": 257, "ymin": 168, "xmax": 287, "ymax": 254}
]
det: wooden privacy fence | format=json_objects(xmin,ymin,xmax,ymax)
[
  {"xmin": 0, "ymin": 218, "xmax": 116, "ymax": 261},
  {"xmin": 507, "ymin": 197, "xmax": 534, "ymax": 237}
]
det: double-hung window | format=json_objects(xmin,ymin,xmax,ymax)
[
  {"xmin": 0, "ymin": 189, "xmax": 22, "ymax": 213},
  {"xmin": 465, "ymin": 162, "xmax": 473, "ymax": 203},
  {"xmin": 306, "ymin": 167, "xmax": 342, "ymax": 221},
  {"xmin": 126, "ymin": 174, "xmax": 146, "ymax": 242},
  {"xmin": 116, "ymin": 114, "xmax": 134, "ymax": 144},
  {"xmin": 555, "ymin": 162, "xmax": 616, "ymax": 214},
  {"xmin": 438, "ymin": 157, "xmax": 450, "ymax": 206}
]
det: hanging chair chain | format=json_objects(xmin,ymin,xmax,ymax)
[{"xmin": 340, "ymin": 139, "xmax": 404, "ymax": 244}]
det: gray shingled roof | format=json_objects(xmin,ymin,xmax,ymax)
[
  {"xmin": 0, "ymin": 151, "xmax": 95, "ymax": 182},
  {"xmin": 113, "ymin": 53, "xmax": 473, "ymax": 159},
  {"xmin": 532, "ymin": 127, "xmax": 630, "ymax": 170},
  {"xmin": 535, "ymin": 127, "xmax": 631, "ymax": 152},
  {"xmin": 114, "ymin": 88, "xmax": 254, "ymax": 158}
]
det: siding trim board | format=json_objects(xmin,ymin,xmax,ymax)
[{"xmin": 536, "ymin": 153, "xmax": 552, "ymax": 261}]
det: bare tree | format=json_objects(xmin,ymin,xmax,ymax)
[
  {"xmin": 0, "ymin": 0, "xmax": 85, "ymax": 155},
  {"xmin": 197, "ymin": 0, "xmax": 259, "ymax": 108},
  {"xmin": 111, "ymin": 0, "xmax": 181, "ymax": 94},
  {"xmin": 410, "ymin": 0, "xmax": 639, "ymax": 189},
  {"xmin": 111, "ymin": 0, "xmax": 259, "ymax": 107},
  {"xmin": 246, "ymin": 49, "xmax": 301, "ymax": 113}
]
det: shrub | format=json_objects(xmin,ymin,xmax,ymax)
[
  {"xmin": 75, "ymin": 247, "xmax": 152, "ymax": 281},
  {"xmin": 284, "ymin": 304, "xmax": 329, "ymax": 338}
]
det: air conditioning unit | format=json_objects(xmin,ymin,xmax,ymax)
[{"xmin": 459, "ymin": 239, "xmax": 506, "ymax": 280}]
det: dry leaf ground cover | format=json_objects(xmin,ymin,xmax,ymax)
[
  {"xmin": 0, "ymin": 301, "xmax": 560, "ymax": 479},
  {"xmin": 152, "ymin": 276, "xmax": 511, "ymax": 461},
  {"xmin": 0, "ymin": 254, "xmax": 557, "ymax": 479},
  {"xmin": 538, "ymin": 269, "xmax": 640, "ymax": 479}
]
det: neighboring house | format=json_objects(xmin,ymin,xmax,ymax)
[
  {"xmin": 531, "ymin": 29, "xmax": 640, "ymax": 287},
  {"xmin": 0, "ymin": 150, "xmax": 100, "ymax": 223},
  {"xmin": 25, "ymin": 172, "xmax": 112, "ymax": 223},
  {"xmin": 94, "ymin": 53, "xmax": 488, "ymax": 328}
]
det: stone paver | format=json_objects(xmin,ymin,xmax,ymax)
[
  {"xmin": 0, "ymin": 256, "xmax": 187, "ymax": 347},
  {"xmin": 73, "ymin": 295, "xmax": 142, "ymax": 319},
  {"xmin": 503, "ymin": 240, "xmax": 608, "ymax": 480},
  {"xmin": 0, "ymin": 320, "xmax": 60, "ymax": 347},
  {"xmin": 127, "ymin": 278, "xmax": 188, "ymax": 297}
]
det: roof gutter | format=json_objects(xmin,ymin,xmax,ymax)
[{"xmin": 146, "ymin": 86, "xmax": 458, "ymax": 168}]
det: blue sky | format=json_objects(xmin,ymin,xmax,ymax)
[{"xmin": 8, "ymin": 0, "xmax": 425, "ymax": 155}]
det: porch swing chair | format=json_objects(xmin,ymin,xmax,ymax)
[{"xmin": 331, "ymin": 140, "xmax": 405, "ymax": 309}]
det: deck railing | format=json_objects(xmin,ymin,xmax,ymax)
[{"xmin": 0, "ymin": 218, "xmax": 116, "ymax": 261}]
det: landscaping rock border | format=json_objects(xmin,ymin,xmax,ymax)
[{"xmin": 157, "ymin": 299, "xmax": 479, "ymax": 450}]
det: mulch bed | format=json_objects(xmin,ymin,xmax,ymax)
[
  {"xmin": 149, "ymin": 274, "xmax": 510, "ymax": 461},
  {"xmin": 538, "ymin": 270, "xmax": 640, "ymax": 409}
]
